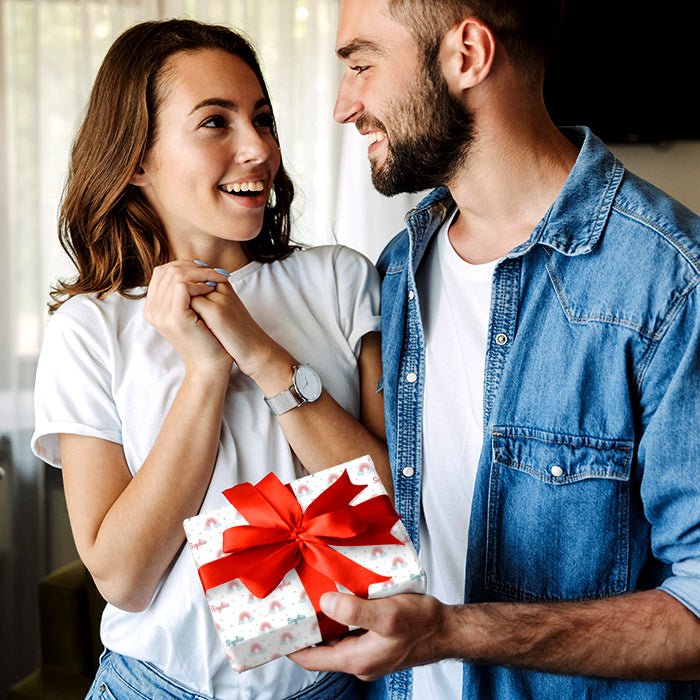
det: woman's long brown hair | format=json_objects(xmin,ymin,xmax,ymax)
[{"xmin": 50, "ymin": 19, "xmax": 295, "ymax": 313}]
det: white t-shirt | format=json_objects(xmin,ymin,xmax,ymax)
[
  {"xmin": 31, "ymin": 245, "xmax": 380, "ymax": 700},
  {"xmin": 413, "ymin": 216, "xmax": 496, "ymax": 698}
]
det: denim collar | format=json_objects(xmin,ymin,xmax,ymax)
[{"xmin": 405, "ymin": 126, "xmax": 624, "ymax": 262}]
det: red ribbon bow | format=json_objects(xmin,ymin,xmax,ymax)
[{"xmin": 198, "ymin": 469, "xmax": 401, "ymax": 640}]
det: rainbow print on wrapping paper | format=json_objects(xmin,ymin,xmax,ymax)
[{"xmin": 183, "ymin": 455, "xmax": 427, "ymax": 672}]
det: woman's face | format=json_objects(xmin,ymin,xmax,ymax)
[{"xmin": 136, "ymin": 48, "xmax": 281, "ymax": 265}]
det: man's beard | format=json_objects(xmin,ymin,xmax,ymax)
[{"xmin": 364, "ymin": 55, "xmax": 474, "ymax": 196}]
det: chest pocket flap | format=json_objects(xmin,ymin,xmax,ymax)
[{"xmin": 487, "ymin": 427, "xmax": 633, "ymax": 601}]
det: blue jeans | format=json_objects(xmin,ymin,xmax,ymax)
[{"xmin": 87, "ymin": 650, "xmax": 361, "ymax": 700}]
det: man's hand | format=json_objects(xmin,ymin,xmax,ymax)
[
  {"xmin": 292, "ymin": 589, "xmax": 700, "ymax": 681},
  {"xmin": 290, "ymin": 591, "xmax": 450, "ymax": 681}
]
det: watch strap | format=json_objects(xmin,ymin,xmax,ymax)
[{"xmin": 264, "ymin": 384, "xmax": 303, "ymax": 416}]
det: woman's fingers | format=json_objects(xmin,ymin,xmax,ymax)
[{"xmin": 143, "ymin": 260, "xmax": 234, "ymax": 368}]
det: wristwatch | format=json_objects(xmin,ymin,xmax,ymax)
[{"xmin": 264, "ymin": 364, "xmax": 322, "ymax": 416}]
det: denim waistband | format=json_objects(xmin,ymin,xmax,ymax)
[{"xmin": 88, "ymin": 649, "xmax": 359, "ymax": 700}]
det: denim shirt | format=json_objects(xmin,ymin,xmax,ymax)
[{"xmin": 370, "ymin": 128, "xmax": 700, "ymax": 700}]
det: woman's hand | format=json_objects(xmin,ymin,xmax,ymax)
[
  {"xmin": 144, "ymin": 260, "xmax": 233, "ymax": 374},
  {"xmin": 189, "ymin": 275, "xmax": 282, "ymax": 381}
]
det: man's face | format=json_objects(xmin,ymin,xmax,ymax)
[{"xmin": 335, "ymin": 0, "xmax": 474, "ymax": 196}]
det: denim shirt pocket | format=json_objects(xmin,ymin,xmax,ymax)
[{"xmin": 485, "ymin": 427, "xmax": 633, "ymax": 602}]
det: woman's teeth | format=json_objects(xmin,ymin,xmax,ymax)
[{"xmin": 220, "ymin": 181, "xmax": 265, "ymax": 194}]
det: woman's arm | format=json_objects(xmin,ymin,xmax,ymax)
[
  {"xmin": 60, "ymin": 262, "xmax": 232, "ymax": 612},
  {"xmin": 191, "ymin": 283, "xmax": 392, "ymax": 493}
]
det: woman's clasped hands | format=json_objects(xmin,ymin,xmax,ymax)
[{"xmin": 144, "ymin": 258, "xmax": 279, "ymax": 381}]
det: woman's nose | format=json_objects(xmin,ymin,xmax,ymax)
[{"xmin": 234, "ymin": 125, "xmax": 274, "ymax": 164}]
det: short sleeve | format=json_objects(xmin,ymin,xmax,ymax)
[
  {"xmin": 332, "ymin": 246, "xmax": 381, "ymax": 356},
  {"xmin": 31, "ymin": 299, "xmax": 122, "ymax": 468}
]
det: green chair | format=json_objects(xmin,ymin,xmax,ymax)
[{"xmin": 8, "ymin": 559, "xmax": 105, "ymax": 699}]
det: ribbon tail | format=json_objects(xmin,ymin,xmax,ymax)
[
  {"xmin": 296, "ymin": 560, "xmax": 349, "ymax": 641},
  {"xmin": 198, "ymin": 541, "xmax": 300, "ymax": 597},
  {"xmin": 302, "ymin": 542, "xmax": 391, "ymax": 597}
]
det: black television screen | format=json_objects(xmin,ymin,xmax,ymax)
[{"xmin": 543, "ymin": 1, "xmax": 700, "ymax": 144}]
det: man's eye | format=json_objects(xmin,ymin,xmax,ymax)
[
  {"xmin": 201, "ymin": 115, "xmax": 227, "ymax": 129},
  {"xmin": 351, "ymin": 65, "xmax": 369, "ymax": 75}
]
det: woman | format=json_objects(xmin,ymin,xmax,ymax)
[{"xmin": 31, "ymin": 18, "xmax": 389, "ymax": 700}]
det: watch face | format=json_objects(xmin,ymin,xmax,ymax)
[{"xmin": 294, "ymin": 365, "xmax": 322, "ymax": 402}]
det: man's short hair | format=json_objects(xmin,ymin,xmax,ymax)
[{"xmin": 387, "ymin": 0, "xmax": 565, "ymax": 87}]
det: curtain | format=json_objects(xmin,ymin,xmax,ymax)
[{"xmin": 0, "ymin": 0, "xmax": 419, "ymax": 689}]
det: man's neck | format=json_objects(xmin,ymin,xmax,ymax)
[{"xmin": 446, "ymin": 122, "xmax": 579, "ymax": 265}]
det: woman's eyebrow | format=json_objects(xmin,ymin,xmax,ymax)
[{"xmin": 188, "ymin": 97, "xmax": 270, "ymax": 115}]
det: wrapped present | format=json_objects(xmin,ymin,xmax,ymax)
[{"xmin": 183, "ymin": 455, "xmax": 427, "ymax": 672}]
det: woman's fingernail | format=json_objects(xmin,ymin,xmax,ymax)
[
  {"xmin": 214, "ymin": 268, "xmax": 230, "ymax": 276},
  {"xmin": 205, "ymin": 281, "xmax": 217, "ymax": 287},
  {"xmin": 193, "ymin": 259, "xmax": 209, "ymax": 267}
]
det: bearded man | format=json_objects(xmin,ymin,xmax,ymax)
[{"xmin": 293, "ymin": 1, "xmax": 700, "ymax": 698}]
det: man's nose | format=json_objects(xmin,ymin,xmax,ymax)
[{"xmin": 333, "ymin": 74, "xmax": 363, "ymax": 124}]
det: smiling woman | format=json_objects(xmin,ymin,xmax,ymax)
[
  {"xmin": 27, "ymin": 16, "xmax": 391, "ymax": 700},
  {"xmin": 0, "ymin": 4, "xmax": 344, "ymax": 692}
]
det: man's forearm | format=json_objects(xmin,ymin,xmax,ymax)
[{"xmin": 444, "ymin": 589, "xmax": 700, "ymax": 680}]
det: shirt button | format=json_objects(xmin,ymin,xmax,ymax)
[
  {"xmin": 550, "ymin": 465, "xmax": 564, "ymax": 478},
  {"xmin": 408, "ymin": 290, "xmax": 415, "ymax": 300},
  {"xmin": 405, "ymin": 372, "xmax": 418, "ymax": 383},
  {"xmin": 495, "ymin": 333, "xmax": 509, "ymax": 346},
  {"xmin": 402, "ymin": 466, "xmax": 415, "ymax": 478}
]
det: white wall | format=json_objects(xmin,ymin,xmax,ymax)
[{"xmin": 610, "ymin": 141, "xmax": 700, "ymax": 216}]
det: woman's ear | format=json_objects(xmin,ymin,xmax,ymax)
[
  {"xmin": 440, "ymin": 17, "xmax": 496, "ymax": 93},
  {"xmin": 130, "ymin": 165, "xmax": 148, "ymax": 187}
]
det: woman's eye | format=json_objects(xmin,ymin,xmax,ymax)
[
  {"xmin": 254, "ymin": 112, "xmax": 274, "ymax": 130},
  {"xmin": 201, "ymin": 115, "xmax": 227, "ymax": 129}
]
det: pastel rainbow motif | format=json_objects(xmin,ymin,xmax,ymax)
[
  {"xmin": 239, "ymin": 611, "xmax": 253, "ymax": 623},
  {"xmin": 250, "ymin": 643, "xmax": 264, "ymax": 654},
  {"xmin": 204, "ymin": 517, "xmax": 219, "ymax": 529},
  {"xmin": 371, "ymin": 547, "xmax": 386, "ymax": 559},
  {"xmin": 268, "ymin": 600, "xmax": 284, "ymax": 612},
  {"xmin": 281, "ymin": 632, "xmax": 294, "ymax": 643},
  {"xmin": 392, "ymin": 556, "xmax": 407, "ymax": 569},
  {"xmin": 358, "ymin": 462, "xmax": 371, "ymax": 473},
  {"xmin": 259, "ymin": 621, "xmax": 273, "ymax": 632}
]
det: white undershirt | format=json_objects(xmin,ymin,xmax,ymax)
[{"xmin": 413, "ymin": 214, "xmax": 496, "ymax": 698}]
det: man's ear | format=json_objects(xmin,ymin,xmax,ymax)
[
  {"xmin": 440, "ymin": 17, "xmax": 496, "ymax": 92},
  {"xmin": 130, "ymin": 165, "xmax": 148, "ymax": 187}
]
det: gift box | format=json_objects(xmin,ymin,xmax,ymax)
[{"xmin": 183, "ymin": 455, "xmax": 427, "ymax": 672}]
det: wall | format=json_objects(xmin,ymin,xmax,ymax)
[{"xmin": 610, "ymin": 141, "xmax": 700, "ymax": 216}]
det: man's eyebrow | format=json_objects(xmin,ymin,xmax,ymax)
[
  {"xmin": 188, "ymin": 97, "xmax": 269, "ymax": 115},
  {"xmin": 336, "ymin": 39, "xmax": 385, "ymax": 60}
]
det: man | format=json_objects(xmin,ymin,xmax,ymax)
[{"xmin": 292, "ymin": 0, "xmax": 700, "ymax": 697}]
